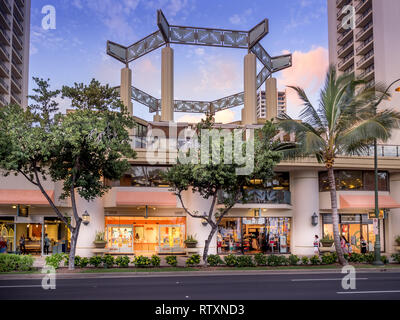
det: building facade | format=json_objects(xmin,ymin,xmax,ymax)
[
  {"xmin": 256, "ymin": 89, "xmax": 286, "ymax": 120},
  {"xmin": 0, "ymin": 0, "xmax": 30, "ymax": 108}
]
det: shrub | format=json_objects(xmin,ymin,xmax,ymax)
[
  {"xmin": 364, "ymin": 252, "xmax": 375, "ymax": 264},
  {"xmin": 78, "ymin": 257, "xmax": 89, "ymax": 268},
  {"xmin": 207, "ymin": 254, "xmax": 224, "ymax": 267},
  {"xmin": 348, "ymin": 253, "xmax": 364, "ymax": 263},
  {"xmin": 391, "ymin": 254, "xmax": 400, "ymax": 264},
  {"xmin": 102, "ymin": 255, "xmax": 115, "ymax": 268},
  {"xmin": 278, "ymin": 256, "xmax": 289, "ymax": 266},
  {"xmin": 254, "ymin": 253, "xmax": 267, "ymax": 266},
  {"xmin": 89, "ymin": 256, "xmax": 103, "ymax": 268},
  {"xmin": 74, "ymin": 256, "xmax": 82, "ymax": 267},
  {"xmin": 115, "ymin": 256, "xmax": 130, "ymax": 268},
  {"xmin": 301, "ymin": 256, "xmax": 309, "ymax": 265},
  {"xmin": 321, "ymin": 253, "xmax": 337, "ymax": 265},
  {"xmin": 186, "ymin": 254, "xmax": 201, "ymax": 266},
  {"xmin": 165, "ymin": 255, "xmax": 178, "ymax": 267},
  {"xmin": 310, "ymin": 255, "xmax": 321, "ymax": 265},
  {"xmin": 151, "ymin": 255, "xmax": 161, "ymax": 267},
  {"xmin": 134, "ymin": 256, "xmax": 151, "ymax": 268},
  {"xmin": 45, "ymin": 253, "xmax": 65, "ymax": 269},
  {"xmin": 236, "ymin": 255, "xmax": 254, "ymax": 268},
  {"xmin": 224, "ymin": 254, "xmax": 237, "ymax": 267},
  {"xmin": 0, "ymin": 254, "xmax": 34, "ymax": 273},
  {"xmin": 289, "ymin": 255, "xmax": 300, "ymax": 266},
  {"xmin": 18, "ymin": 255, "xmax": 34, "ymax": 271},
  {"xmin": 381, "ymin": 256, "xmax": 389, "ymax": 265}
]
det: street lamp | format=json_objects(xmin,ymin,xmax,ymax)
[
  {"xmin": 372, "ymin": 79, "xmax": 400, "ymax": 265},
  {"xmin": 82, "ymin": 211, "xmax": 90, "ymax": 226}
]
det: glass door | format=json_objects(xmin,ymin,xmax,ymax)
[
  {"xmin": 158, "ymin": 225, "xmax": 185, "ymax": 254},
  {"xmin": 107, "ymin": 225, "xmax": 133, "ymax": 253}
]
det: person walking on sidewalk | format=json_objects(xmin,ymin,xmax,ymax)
[{"xmin": 313, "ymin": 235, "xmax": 320, "ymax": 255}]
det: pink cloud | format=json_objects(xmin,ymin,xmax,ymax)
[{"xmin": 276, "ymin": 47, "xmax": 329, "ymax": 117}]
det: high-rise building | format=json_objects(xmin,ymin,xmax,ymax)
[
  {"xmin": 328, "ymin": 0, "xmax": 400, "ymax": 114},
  {"xmin": 0, "ymin": 0, "xmax": 31, "ymax": 108},
  {"xmin": 257, "ymin": 89, "xmax": 287, "ymax": 119}
]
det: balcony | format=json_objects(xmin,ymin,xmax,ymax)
[
  {"xmin": 12, "ymin": 46, "xmax": 22, "ymax": 64},
  {"xmin": 10, "ymin": 91, "xmax": 21, "ymax": 105},
  {"xmin": 0, "ymin": 93, "xmax": 7, "ymax": 106},
  {"xmin": 343, "ymin": 64, "xmax": 354, "ymax": 75},
  {"xmin": 0, "ymin": 8, "xmax": 11, "ymax": 30},
  {"xmin": 355, "ymin": 0, "xmax": 372, "ymax": 14},
  {"xmin": 365, "ymin": 79, "xmax": 375, "ymax": 89},
  {"xmin": 12, "ymin": 16, "xmax": 23, "ymax": 35},
  {"xmin": 356, "ymin": 35, "xmax": 373, "ymax": 55},
  {"xmin": 11, "ymin": 74, "xmax": 21, "ymax": 93},
  {"xmin": 0, "ymin": 59, "xmax": 9, "ymax": 77},
  {"xmin": 337, "ymin": 29, "xmax": 353, "ymax": 46},
  {"xmin": 336, "ymin": 0, "xmax": 350, "ymax": 8},
  {"xmin": 356, "ymin": 20, "xmax": 373, "ymax": 41},
  {"xmin": 0, "ymin": 42, "xmax": 10, "ymax": 61},
  {"xmin": 338, "ymin": 53, "xmax": 354, "ymax": 71},
  {"xmin": 13, "ymin": 3, "xmax": 24, "ymax": 21},
  {"xmin": 0, "ymin": 76, "xmax": 8, "ymax": 93},
  {"xmin": 337, "ymin": 39, "xmax": 354, "ymax": 58},
  {"xmin": 15, "ymin": 0, "xmax": 24, "ymax": 8},
  {"xmin": 359, "ymin": 64, "xmax": 374, "ymax": 81},
  {"xmin": 218, "ymin": 189, "xmax": 292, "ymax": 207},
  {"xmin": 0, "ymin": 25, "xmax": 9, "ymax": 44},
  {"xmin": 0, "ymin": 1, "xmax": 12, "ymax": 15},
  {"xmin": 11, "ymin": 62, "xmax": 22, "ymax": 78},
  {"xmin": 337, "ymin": 0, "xmax": 352, "ymax": 20},
  {"xmin": 356, "ymin": 49, "xmax": 374, "ymax": 69},
  {"xmin": 12, "ymin": 31, "xmax": 22, "ymax": 50},
  {"xmin": 356, "ymin": 7, "xmax": 372, "ymax": 28}
]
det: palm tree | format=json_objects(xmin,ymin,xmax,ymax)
[{"xmin": 278, "ymin": 65, "xmax": 400, "ymax": 265}]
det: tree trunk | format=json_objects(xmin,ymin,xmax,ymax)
[
  {"xmin": 68, "ymin": 220, "xmax": 81, "ymax": 270},
  {"xmin": 327, "ymin": 167, "xmax": 347, "ymax": 266},
  {"xmin": 202, "ymin": 225, "xmax": 218, "ymax": 264}
]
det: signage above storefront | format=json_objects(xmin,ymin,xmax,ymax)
[{"xmin": 368, "ymin": 210, "xmax": 387, "ymax": 220}]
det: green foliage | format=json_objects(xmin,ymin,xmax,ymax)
[
  {"xmin": 301, "ymin": 256, "xmax": 309, "ymax": 265},
  {"xmin": 267, "ymin": 255, "xmax": 289, "ymax": 267},
  {"xmin": 184, "ymin": 235, "xmax": 198, "ymax": 244},
  {"xmin": 45, "ymin": 253, "xmax": 65, "ymax": 269},
  {"xmin": 165, "ymin": 256, "xmax": 178, "ymax": 267},
  {"xmin": 207, "ymin": 254, "xmax": 224, "ymax": 267},
  {"xmin": 0, "ymin": 254, "xmax": 33, "ymax": 272},
  {"xmin": 224, "ymin": 254, "xmax": 237, "ymax": 267},
  {"xmin": 310, "ymin": 255, "xmax": 321, "ymax": 265},
  {"xmin": 321, "ymin": 253, "xmax": 337, "ymax": 265},
  {"xmin": 186, "ymin": 254, "xmax": 201, "ymax": 266},
  {"xmin": 391, "ymin": 254, "xmax": 400, "ymax": 264},
  {"xmin": 89, "ymin": 256, "xmax": 103, "ymax": 268},
  {"xmin": 236, "ymin": 255, "xmax": 254, "ymax": 268},
  {"xmin": 381, "ymin": 256, "xmax": 389, "ymax": 265},
  {"xmin": 395, "ymin": 236, "xmax": 400, "ymax": 246},
  {"xmin": 102, "ymin": 255, "xmax": 115, "ymax": 268},
  {"xmin": 78, "ymin": 257, "xmax": 89, "ymax": 268},
  {"xmin": 254, "ymin": 253, "xmax": 267, "ymax": 266},
  {"xmin": 150, "ymin": 255, "xmax": 161, "ymax": 267},
  {"xmin": 348, "ymin": 253, "xmax": 365, "ymax": 263},
  {"xmin": 288, "ymin": 254, "xmax": 300, "ymax": 266},
  {"xmin": 115, "ymin": 256, "xmax": 130, "ymax": 268},
  {"xmin": 74, "ymin": 255, "xmax": 81, "ymax": 267},
  {"xmin": 94, "ymin": 231, "xmax": 105, "ymax": 242},
  {"xmin": 363, "ymin": 252, "xmax": 375, "ymax": 264},
  {"xmin": 134, "ymin": 256, "xmax": 151, "ymax": 268}
]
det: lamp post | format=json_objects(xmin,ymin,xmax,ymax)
[{"xmin": 372, "ymin": 79, "xmax": 400, "ymax": 265}]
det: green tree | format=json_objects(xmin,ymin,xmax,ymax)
[
  {"xmin": 164, "ymin": 115, "xmax": 283, "ymax": 262},
  {"xmin": 0, "ymin": 78, "xmax": 136, "ymax": 269},
  {"xmin": 278, "ymin": 66, "xmax": 400, "ymax": 265}
]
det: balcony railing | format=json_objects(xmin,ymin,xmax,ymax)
[
  {"xmin": 0, "ymin": 9, "xmax": 11, "ymax": 28},
  {"xmin": 0, "ymin": 59, "xmax": 9, "ymax": 74},
  {"xmin": 355, "ymin": 0, "xmax": 370, "ymax": 12},
  {"xmin": 0, "ymin": 76, "xmax": 8, "ymax": 90},
  {"xmin": 356, "ymin": 35, "xmax": 373, "ymax": 54},
  {"xmin": 0, "ymin": 43, "xmax": 10, "ymax": 59},
  {"xmin": 356, "ymin": 49, "xmax": 374, "ymax": 67},
  {"xmin": 0, "ymin": 0, "xmax": 12, "ymax": 14},
  {"xmin": 0, "ymin": 93, "xmax": 7, "ymax": 105},
  {"xmin": 0, "ymin": 25, "xmax": 10, "ymax": 42},
  {"xmin": 357, "ymin": 145, "xmax": 400, "ymax": 158},
  {"xmin": 356, "ymin": 20, "xmax": 373, "ymax": 40},
  {"xmin": 337, "ymin": 29, "xmax": 352, "ymax": 43},
  {"xmin": 356, "ymin": 7, "xmax": 372, "ymax": 26},
  {"xmin": 338, "ymin": 52, "xmax": 354, "ymax": 68},
  {"xmin": 338, "ymin": 39, "xmax": 353, "ymax": 56},
  {"xmin": 359, "ymin": 64, "xmax": 374, "ymax": 78},
  {"xmin": 218, "ymin": 189, "xmax": 291, "ymax": 206}
]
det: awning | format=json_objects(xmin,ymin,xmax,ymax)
[
  {"xmin": 0, "ymin": 190, "xmax": 54, "ymax": 206},
  {"xmin": 116, "ymin": 191, "xmax": 177, "ymax": 207},
  {"xmin": 340, "ymin": 195, "xmax": 400, "ymax": 209}
]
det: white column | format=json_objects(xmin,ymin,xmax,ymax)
[
  {"xmin": 75, "ymin": 196, "xmax": 105, "ymax": 257},
  {"xmin": 243, "ymin": 53, "xmax": 257, "ymax": 125},
  {"xmin": 161, "ymin": 46, "xmax": 174, "ymax": 122},
  {"xmin": 266, "ymin": 77, "xmax": 278, "ymax": 121},
  {"xmin": 291, "ymin": 170, "xmax": 320, "ymax": 256},
  {"xmin": 389, "ymin": 173, "xmax": 400, "ymax": 254},
  {"xmin": 120, "ymin": 67, "xmax": 133, "ymax": 115}
]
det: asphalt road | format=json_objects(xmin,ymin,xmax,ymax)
[{"xmin": 1, "ymin": 272, "xmax": 400, "ymax": 300}]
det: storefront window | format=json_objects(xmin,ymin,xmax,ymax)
[
  {"xmin": 217, "ymin": 217, "xmax": 292, "ymax": 255},
  {"xmin": 105, "ymin": 217, "xmax": 186, "ymax": 254},
  {"xmin": 319, "ymin": 171, "xmax": 389, "ymax": 192},
  {"xmin": 321, "ymin": 214, "xmax": 385, "ymax": 253},
  {"xmin": 0, "ymin": 217, "xmax": 15, "ymax": 253},
  {"xmin": 113, "ymin": 166, "xmax": 170, "ymax": 188},
  {"xmin": 44, "ymin": 218, "xmax": 71, "ymax": 254}
]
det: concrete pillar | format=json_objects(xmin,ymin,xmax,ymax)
[
  {"xmin": 291, "ymin": 170, "xmax": 320, "ymax": 256},
  {"xmin": 266, "ymin": 77, "xmax": 278, "ymax": 121},
  {"xmin": 388, "ymin": 173, "xmax": 400, "ymax": 254},
  {"xmin": 182, "ymin": 188, "xmax": 217, "ymax": 258},
  {"xmin": 120, "ymin": 67, "xmax": 133, "ymax": 116},
  {"xmin": 243, "ymin": 53, "xmax": 257, "ymax": 125},
  {"xmin": 75, "ymin": 196, "xmax": 105, "ymax": 257},
  {"xmin": 161, "ymin": 46, "xmax": 174, "ymax": 122}
]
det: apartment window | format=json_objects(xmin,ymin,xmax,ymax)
[{"xmin": 114, "ymin": 166, "xmax": 170, "ymax": 188}]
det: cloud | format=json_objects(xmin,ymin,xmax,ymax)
[
  {"xmin": 229, "ymin": 9, "xmax": 253, "ymax": 26},
  {"xmin": 176, "ymin": 109, "xmax": 235, "ymax": 124},
  {"xmin": 276, "ymin": 46, "xmax": 329, "ymax": 117}
]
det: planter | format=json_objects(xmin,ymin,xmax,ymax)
[
  {"xmin": 185, "ymin": 242, "xmax": 197, "ymax": 249},
  {"xmin": 93, "ymin": 241, "xmax": 107, "ymax": 249},
  {"xmin": 320, "ymin": 241, "xmax": 334, "ymax": 248}
]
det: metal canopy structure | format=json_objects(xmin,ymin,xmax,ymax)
[{"xmin": 107, "ymin": 10, "xmax": 292, "ymax": 114}]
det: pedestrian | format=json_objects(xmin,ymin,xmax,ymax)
[
  {"xmin": 340, "ymin": 236, "xmax": 347, "ymax": 254},
  {"xmin": 313, "ymin": 235, "xmax": 320, "ymax": 255},
  {"xmin": 19, "ymin": 235, "xmax": 26, "ymax": 255},
  {"xmin": 44, "ymin": 234, "xmax": 50, "ymax": 255},
  {"xmin": 360, "ymin": 236, "xmax": 368, "ymax": 254},
  {"xmin": 0, "ymin": 236, "xmax": 7, "ymax": 254}
]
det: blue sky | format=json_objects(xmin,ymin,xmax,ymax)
[{"xmin": 29, "ymin": 0, "xmax": 329, "ymax": 122}]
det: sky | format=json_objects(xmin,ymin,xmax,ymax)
[{"xmin": 29, "ymin": 0, "xmax": 330, "ymax": 123}]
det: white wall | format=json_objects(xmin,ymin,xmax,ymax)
[{"xmin": 388, "ymin": 173, "xmax": 400, "ymax": 254}]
